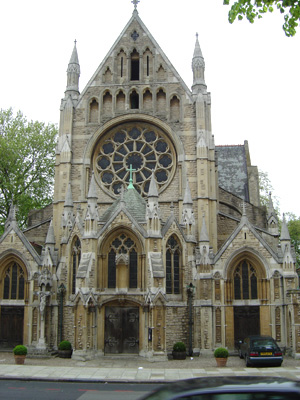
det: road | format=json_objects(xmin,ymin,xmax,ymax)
[{"xmin": 0, "ymin": 380, "xmax": 160, "ymax": 400}]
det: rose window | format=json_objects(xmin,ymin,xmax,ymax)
[{"xmin": 93, "ymin": 122, "xmax": 176, "ymax": 197}]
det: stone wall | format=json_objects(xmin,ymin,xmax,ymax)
[{"xmin": 165, "ymin": 305, "xmax": 189, "ymax": 352}]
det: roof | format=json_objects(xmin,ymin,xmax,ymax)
[
  {"xmin": 216, "ymin": 145, "xmax": 249, "ymax": 202},
  {"xmin": 99, "ymin": 187, "xmax": 146, "ymax": 224}
]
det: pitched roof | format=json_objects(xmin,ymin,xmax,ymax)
[
  {"xmin": 216, "ymin": 145, "xmax": 249, "ymax": 202},
  {"xmin": 99, "ymin": 187, "xmax": 146, "ymax": 224}
]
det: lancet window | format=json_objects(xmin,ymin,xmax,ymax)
[
  {"xmin": 166, "ymin": 235, "xmax": 181, "ymax": 294},
  {"xmin": 107, "ymin": 233, "xmax": 138, "ymax": 289},
  {"xmin": 234, "ymin": 260, "xmax": 257, "ymax": 300},
  {"xmin": 131, "ymin": 49, "xmax": 139, "ymax": 80},
  {"xmin": 72, "ymin": 237, "xmax": 81, "ymax": 295}
]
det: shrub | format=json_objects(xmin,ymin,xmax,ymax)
[
  {"xmin": 13, "ymin": 345, "xmax": 27, "ymax": 355},
  {"xmin": 58, "ymin": 340, "xmax": 72, "ymax": 350},
  {"xmin": 173, "ymin": 342, "xmax": 186, "ymax": 352},
  {"xmin": 214, "ymin": 347, "xmax": 229, "ymax": 358}
]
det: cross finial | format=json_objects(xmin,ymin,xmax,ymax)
[
  {"xmin": 74, "ymin": 39, "xmax": 77, "ymax": 46},
  {"xmin": 132, "ymin": 0, "xmax": 140, "ymax": 10},
  {"xmin": 126, "ymin": 164, "xmax": 136, "ymax": 189}
]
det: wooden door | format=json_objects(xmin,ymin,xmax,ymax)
[
  {"xmin": 105, "ymin": 306, "xmax": 139, "ymax": 354},
  {"xmin": 234, "ymin": 306, "xmax": 260, "ymax": 349},
  {"xmin": 0, "ymin": 306, "xmax": 24, "ymax": 348}
]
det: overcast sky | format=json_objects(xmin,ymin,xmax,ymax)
[{"xmin": 1, "ymin": 0, "xmax": 299, "ymax": 217}]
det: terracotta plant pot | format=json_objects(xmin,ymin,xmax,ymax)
[
  {"xmin": 215, "ymin": 357, "xmax": 227, "ymax": 367},
  {"xmin": 14, "ymin": 355, "xmax": 26, "ymax": 365}
]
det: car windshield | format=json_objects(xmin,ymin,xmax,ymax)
[{"xmin": 251, "ymin": 339, "xmax": 275, "ymax": 347}]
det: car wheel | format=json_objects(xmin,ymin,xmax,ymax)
[{"xmin": 245, "ymin": 356, "xmax": 251, "ymax": 367}]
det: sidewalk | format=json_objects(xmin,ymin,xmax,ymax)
[{"xmin": 0, "ymin": 353, "xmax": 300, "ymax": 383}]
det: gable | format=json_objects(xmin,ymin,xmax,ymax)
[{"xmin": 79, "ymin": 12, "xmax": 192, "ymax": 103}]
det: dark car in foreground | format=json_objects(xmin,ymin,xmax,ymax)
[
  {"xmin": 139, "ymin": 376, "xmax": 300, "ymax": 400},
  {"xmin": 239, "ymin": 335, "xmax": 283, "ymax": 367}
]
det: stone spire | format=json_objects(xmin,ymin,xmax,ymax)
[
  {"xmin": 280, "ymin": 214, "xmax": 291, "ymax": 242},
  {"xmin": 45, "ymin": 219, "xmax": 55, "ymax": 247},
  {"xmin": 267, "ymin": 192, "xmax": 279, "ymax": 235},
  {"xmin": 4, "ymin": 202, "xmax": 18, "ymax": 231},
  {"xmin": 280, "ymin": 214, "xmax": 294, "ymax": 271},
  {"xmin": 61, "ymin": 183, "xmax": 75, "ymax": 240},
  {"xmin": 181, "ymin": 182, "xmax": 195, "ymax": 240},
  {"xmin": 146, "ymin": 172, "xmax": 161, "ymax": 237},
  {"xmin": 41, "ymin": 219, "xmax": 58, "ymax": 268},
  {"xmin": 148, "ymin": 170, "xmax": 158, "ymax": 198},
  {"xmin": 197, "ymin": 213, "xmax": 211, "ymax": 266},
  {"xmin": 66, "ymin": 40, "xmax": 80, "ymax": 97},
  {"xmin": 192, "ymin": 33, "xmax": 206, "ymax": 94},
  {"xmin": 84, "ymin": 173, "xmax": 99, "ymax": 237}
]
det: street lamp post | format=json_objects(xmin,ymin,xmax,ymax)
[{"xmin": 187, "ymin": 282, "xmax": 195, "ymax": 356}]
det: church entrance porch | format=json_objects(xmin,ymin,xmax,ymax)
[
  {"xmin": 104, "ymin": 306, "xmax": 139, "ymax": 354},
  {"xmin": 0, "ymin": 306, "xmax": 24, "ymax": 349},
  {"xmin": 234, "ymin": 306, "xmax": 260, "ymax": 349}
]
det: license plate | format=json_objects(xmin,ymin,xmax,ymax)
[{"xmin": 260, "ymin": 352, "xmax": 272, "ymax": 356}]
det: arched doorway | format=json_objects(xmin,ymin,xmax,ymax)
[
  {"xmin": 226, "ymin": 252, "xmax": 268, "ymax": 349},
  {"xmin": 99, "ymin": 228, "xmax": 144, "ymax": 354},
  {"xmin": 0, "ymin": 259, "xmax": 27, "ymax": 348}
]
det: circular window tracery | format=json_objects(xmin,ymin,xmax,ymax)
[{"xmin": 93, "ymin": 122, "xmax": 176, "ymax": 197}]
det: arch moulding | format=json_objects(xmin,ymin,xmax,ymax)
[{"xmin": 223, "ymin": 246, "xmax": 271, "ymax": 280}]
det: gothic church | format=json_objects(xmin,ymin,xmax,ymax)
[{"xmin": 0, "ymin": 4, "xmax": 299, "ymax": 359}]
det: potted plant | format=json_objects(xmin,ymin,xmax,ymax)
[
  {"xmin": 58, "ymin": 340, "xmax": 73, "ymax": 358},
  {"xmin": 214, "ymin": 347, "xmax": 229, "ymax": 367},
  {"xmin": 13, "ymin": 345, "xmax": 27, "ymax": 365},
  {"xmin": 172, "ymin": 341, "xmax": 187, "ymax": 360}
]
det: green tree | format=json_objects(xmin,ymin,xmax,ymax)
[
  {"xmin": 0, "ymin": 108, "xmax": 57, "ymax": 235},
  {"xmin": 259, "ymin": 169, "xmax": 279, "ymax": 211},
  {"xmin": 285, "ymin": 212, "xmax": 300, "ymax": 268},
  {"xmin": 223, "ymin": 0, "xmax": 300, "ymax": 37}
]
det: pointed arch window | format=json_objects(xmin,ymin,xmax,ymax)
[
  {"xmin": 130, "ymin": 90, "xmax": 139, "ymax": 109},
  {"xmin": 107, "ymin": 233, "xmax": 138, "ymax": 289},
  {"xmin": 3, "ymin": 262, "xmax": 25, "ymax": 300},
  {"xmin": 166, "ymin": 235, "xmax": 181, "ymax": 294},
  {"xmin": 234, "ymin": 260, "xmax": 257, "ymax": 300},
  {"xmin": 89, "ymin": 99, "xmax": 99, "ymax": 123},
  {"xmin": 72, "ymin": 237, "xmax": 81, "ymax": 295},
  {"xmin": 131, "ymin": 49, "xmax": 140, "ymax": 80}
]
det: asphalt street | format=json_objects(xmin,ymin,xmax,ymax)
[{"xmin": 0, "ymin": 380, "xmax": 158, "ymax": 400}]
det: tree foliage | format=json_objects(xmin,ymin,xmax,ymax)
[
  {"xmin": 259, "ymin": 169, "xmax": 279, "ymax": 211},
  {"xmin": 259, "ymin": 171, "xmax": 299, "ymax": 267},
  {"xmin": 285, "ymin": 212, "xmax": 300, "ymax": 267},
  {"xmin": 0, "ymin": 108, "xmax": 57, "ymax": 235},
  {"xmin": 223, "ymin": 0, "xmax": 300, "ymax": 37}
]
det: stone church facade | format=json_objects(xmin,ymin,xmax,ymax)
[{"xmin": 0, "ymin": 6, "xmax": 299, "ymax": 359}]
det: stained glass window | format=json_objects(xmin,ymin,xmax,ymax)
[
  {"xmin": 94, "ymin": 122, "xmax": 175, "ymax": 197},
  {"xmin": 234, "ymin": 261, "xmax": 258, "ymax": 300},
  {"xmin": 166, "ymin": 235, "xmax": 181, "ymax": 294},
  {"xmin": 3, "ymin": 262, "xmax": 25, "ymax": 300}
]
